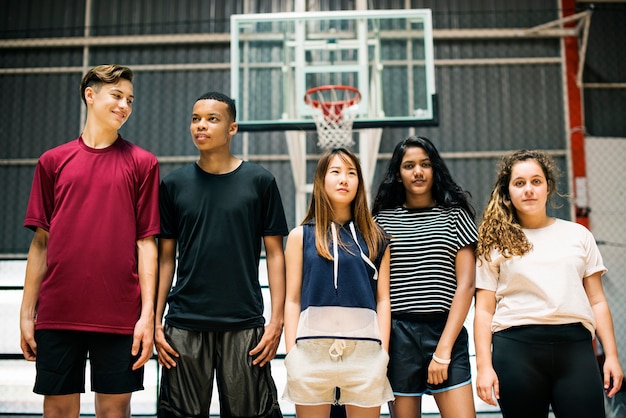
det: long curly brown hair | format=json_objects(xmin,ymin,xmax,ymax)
[{"xmin": 476, "ymin": 150, "xmax": 561, "ymax": 262}]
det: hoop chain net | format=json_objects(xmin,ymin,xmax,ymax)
[{"xmin": 306, "ymin": 87, "xmax": 360, "ymax": 150}]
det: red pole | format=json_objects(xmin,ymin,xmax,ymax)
[
  {"xmin": 561, "ymin": 0, "xmax": 603, "ymax": 360},
  {"xmin": 561, "ymin": 0, "xmax": 590, "ymax": 228}
]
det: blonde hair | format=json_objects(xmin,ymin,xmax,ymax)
[
  {"xmin": 303, "ymin": 148, "xmax": 385, "ymax": 261},
  {"xmin": 476, "ymin": 150, "xmax": 560, "ymax": 262}
]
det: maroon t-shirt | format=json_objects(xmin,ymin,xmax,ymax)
[{"xmin": 24, "ymin": 136, "xmax": 160, "ymax": 334}]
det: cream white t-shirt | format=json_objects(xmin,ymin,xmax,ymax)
[{"xmin": 476, "ymin": 218, "xmax": 606, "ymax": 335}]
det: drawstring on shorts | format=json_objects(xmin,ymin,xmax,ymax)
[{"xmin": 328, "ymin": 339, "xmax": 347, "ymax": 361}]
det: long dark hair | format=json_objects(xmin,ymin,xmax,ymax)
[{"xmin": 372, "ymin": 136, "xmax": 475, "ymax": 219}]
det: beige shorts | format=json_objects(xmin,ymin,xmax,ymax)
[{"xmin": 282, "ymin": 338, "xmax": 394, "ymax": 407}]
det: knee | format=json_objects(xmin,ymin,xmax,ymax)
[
  {"xmin": 94, "ymin": 394, "xmax": 132, "ymax": 418},
  {"xmin": 43, "ymin": 395, "xmax": 81, "ymax": 418}
]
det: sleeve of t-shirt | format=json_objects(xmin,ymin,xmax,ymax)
[
  {"xmin": 158, "ymin": 179, "xmax": 177, "ymax": 239},
  {"xmin": 475, "ymin": 253, "xmax": 499, "ymax": 291},
  {"xmin": 455, "ymin": 208, "xmax": 478, "ymax": 249},
  {"xmin": 581, "ymin": 225, "xmax": 607, "ymax": 278},
  {"xmin": 24, "ymin": 157, "xmax": 54, "ymax": 232},
  {"xmin": 261, "ymin": 177, "xmax": 289, "ymax": 237},
  {"xmin": 136, "ymin": 156, "xmax": 161, "ymax": 240}
]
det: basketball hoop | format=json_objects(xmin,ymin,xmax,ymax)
[{"xmin": 304, "ymin": 85, "xmax": 361, "ymax": 150}]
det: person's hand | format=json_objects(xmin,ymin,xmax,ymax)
[
  {"xmin": 249, "ymin": 322, "xmax": 282, "ymax": 367},
  {"xmin": 476, "ymin": 366, "xmax": 500, "ymax": 406},
  {"xmin": 154, "ymin": 323, "xmax": 179, "ymax": 369},
  {"xmin": 131, "ymin": 314, "xmax": 154, "ymax": 370},
  {"xmin": 20, "ymin": 317, "xmax": 37, "ymax": 361},
  {"xmin": 603, "ymin": 356, "xmax": 624, "ymax": 398},
  {"xmin": 427, "ymin": 356, "xmax": 449, "ymax": 385}
]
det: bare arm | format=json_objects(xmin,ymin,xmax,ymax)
[
  {"xmin": 474, "ymin": 288, "xmax": 499, "ymax": 406},
  {"xmin": 131, "ymin": 236, "xmax": 158, "ymax": 370},
  {"xmin": 249, "ymin": 234, "xmax": 286, "ymax": 367},
  {"xmin": 584, "ymin": 271, "xmax": 624, "ymax": 397},
  {"xmin": 19, "ymin": 228, "xmax": 49, "ymax": 361},
  {"xmin": 154, "ymin": 238, "xmax": 178, "ymax": 369},
  {"xmin": 428, "ymin": 245, "xmax": 476, "ymax": 385},
  {"xmin": 283, "ymin": 227, "xmax": 303, "ymax": 354},
  {"xmin": 376, "ymin": 247, "xmax": 392, "ymax": 351}
]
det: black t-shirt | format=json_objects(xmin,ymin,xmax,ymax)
[{"xmin": 159, "ymin": 161, "xmax": 288, "ymax": 331}]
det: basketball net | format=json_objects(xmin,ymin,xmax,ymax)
[{"xmin": 304, "ymin": 86, "xmax": 361, "ymax": 150}]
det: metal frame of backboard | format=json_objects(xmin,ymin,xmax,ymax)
[{"xmin": 230, "ymin": 9, "xmax": 437, "ymax": 132}]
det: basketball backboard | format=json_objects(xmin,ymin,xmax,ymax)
[{"xmin": 230, "ymin": 9, "xmax": 437, "ymax": 131}]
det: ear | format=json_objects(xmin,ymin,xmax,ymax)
[
  {"xmin": 84, "ymin": 86, "xmax": 95, "ymax": 105},
  {"xmin": 229, "ymin": 121, "xmax": 238, "ymax": 136}
]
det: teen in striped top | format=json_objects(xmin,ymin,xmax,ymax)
[{"xmin": 372, "ymin": 136, "xmax": 477, "ymax": 418}]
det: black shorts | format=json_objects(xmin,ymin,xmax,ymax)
[
  {"xmin": 158, "ymin": 325, "xmax": 282, "ymax": 418},
  {"xmin": 387, "ymin": 314, "xmax": 471, "ymax": 396},
  {"xmin": 34, "ymin": 329, "xmax": 144, "ymax": 395}
]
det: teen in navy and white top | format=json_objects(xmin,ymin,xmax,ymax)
[
  {"xmin": 283, "ymin": 148, "xmax": 394, "ymax": 417},
  {"xmin": 373, "ymin": 136, "xmax": 477, "ymax": 418}
]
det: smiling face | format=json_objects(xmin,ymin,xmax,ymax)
[
  {"xmin": 508, "ymin": 159, "xmax": 549, "ymax": 221},
  {"xmin": 190, "ymin": 98, "xmax": 238, "ymax": 153},
  {"xmin": 85, "ymin": 80, "xmax": 134, "ymax": 130},
  {"xmin": 398, "ymin": 146, "xmax": 434, "ymax": 205},
  {"xmin": 324, "ymin": 154, "xmax": 359, "ymax": 208}
]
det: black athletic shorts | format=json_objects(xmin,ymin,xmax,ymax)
[
  {"xmin": 158, "ymin": 325, "xmax": 282, "ymax": 418},
  {"xmin": 34, "ymin": 329, "xmax": 144, "ymax": 395},
  {"xmin": 387, "ymin": 313, "xmax": 472, "ymax": 396}
]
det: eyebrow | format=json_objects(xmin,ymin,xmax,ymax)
[
  {"xmin": 329, "ymin": 164, "xmax": 356, "ymax": 170},
  {"xmin": 192, "ymin": 112, "xmax": 222, "ymax": 118},
  {"xmin": 110, "ymin": 87, "xmax": 134, "ymax": 100},
  {"xmin": 512, "ymin": 175, "xmax": 544, "ymax": 181}
]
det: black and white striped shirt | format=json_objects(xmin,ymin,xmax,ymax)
[{"xmin": 375, "ymin": 206, "xmax": 477, "ymax": 314}]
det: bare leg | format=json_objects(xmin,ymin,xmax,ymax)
[
  {"xmin": 389, "ymin": 395, "xmax": 422, "ymax": 418},
  {"xmin": 295, "ymin": 404, "xmax": 332, "ymax": 418},
  {"xmin": 433, "ymin": 383, "xmax": 476, "ymax": 418},
  {"xmin": 94, "ymin": 392, "xmax": 132, "ymax": 418},
  {"xmin": 345, "ymin": 404, "xmax": 382, "ymax": 418},
  {"xmin": 43, "ymin": 394, "xmax": 80, "ymax": 418}
]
